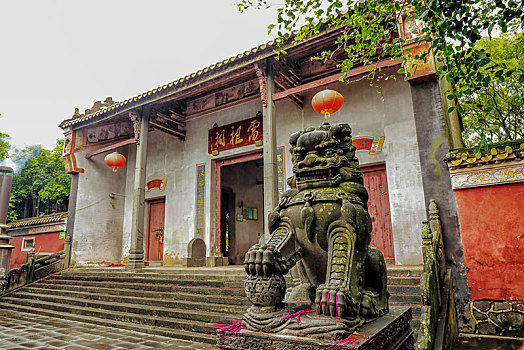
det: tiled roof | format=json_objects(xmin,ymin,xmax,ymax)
[
  {"xmin": 445, "ymin": 140, "xmax": 524, "ymax": 168},
  {"xmin": 59, "ymin": 38, "xmax": 281, "ymax": 129},
  {"xmin": 8, "ymin": 212, "xmax": 68, "ymax": 229}
]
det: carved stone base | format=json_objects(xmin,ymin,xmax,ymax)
[
  {"xmin": 217, "ymin": 306, "xmax": 414, "ymax": 350},
  {"xmin": 206, "ymin": 256, "xmax": 229, "ymax": 266}
]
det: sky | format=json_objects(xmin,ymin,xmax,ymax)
[{"xmin": 0, "ymin": 0, "xmax": 277, "ymax": 156}]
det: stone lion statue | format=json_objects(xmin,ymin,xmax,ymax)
[{"xmin": 243, "ymin": 122, "xmax": 388, "ymax": 338}]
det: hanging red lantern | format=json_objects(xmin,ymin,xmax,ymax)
[
  {"xmin": 312, "ymin": 89, "xmax": 344, "ymax": 119},
  {"xmin": 104, "ymin": 152, "xmax": 126, "ymax": 172}
]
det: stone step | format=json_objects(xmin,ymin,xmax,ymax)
[
  {"xmin": 390, "ymin": 303, "xmax": 422, "ymax": 318},
  {"xmin": 389, "ymin": 293, "xmax": 422, "ymax": 304},
  {"xmin": 410, "ymin": 319, "xmax": 421, "ymax": 331},
  {"xmin": 68, "ymin": 267, "xmax": 247, "ymax": 276},
  {"xmin": 51, "ymin": 273, "xmax": 244, "ymax": 288},
  {"xmin": 387, "ymin": 276, "xmax": 421, "ymax": 286},
  {"xmin": 0, "ymin": 302, "xmax": 216, "ymax": 344},
  {"xmin": 20, "ymin": 287, "xmax": 247, "ymax": 314},
  {"xmin": 69, "ymin": 266, "xmax": 421, "ymax": 276},
  {"xmin": 387, "ymin": 285, "xmax": 421, "ymax": 295},
  {"xmin": 8, "ymin": 291, "xmax": 242, "ymax": 325},
  {"xmin": 29, "ymin": 282, "xmax": 250, "ymax": 306},
  {"xmin": 61, "ymin": 270, "xmax": 247, "ymax": 281},
  {"xmin": 41, "ymin": 277, "xmax": 246, "ymax": 297},
  {"xmin": 386, "ymin": 266, "xmax": 423, "ymax": 277},
  {"xmin": 0, "ymin": 296, "xmax": 230, "ymax": 335}
]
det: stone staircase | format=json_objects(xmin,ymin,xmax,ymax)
[
  {"xmin": 0, "ymin": 265, "xmax": 422, "ymax": 344},
  {"xmin": 387, "ymin": 265, "xmax": 423, "ymax": 336}
]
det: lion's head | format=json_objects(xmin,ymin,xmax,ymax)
[{"xmin": 287, "ymin": 123, "xmax": 363, "ymax": 191}]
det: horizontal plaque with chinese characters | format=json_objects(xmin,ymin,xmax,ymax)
[{"xmin": 208, "ymin": 112, "xmax": 263, "ymax": 154}]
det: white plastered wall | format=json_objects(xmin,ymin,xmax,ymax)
[{"xmin": 75, "ymin": 69, "xmax": 426, "ymax": 266}]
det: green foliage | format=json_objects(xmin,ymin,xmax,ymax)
[
  {"xmin": 461, "ymin": 33, "xmax": 524, "ymax": 147},
  {"xmin": 0, "ymin": 114, "xmax": 9, "ymax": 161},
  {"xmin": 237, "ymin": 0, "xmax": 524, "ymax": 144},
  {"xmin": 0, "ymin": 132, "xmax": 9, "ymax": 162},
  {"xmin": 7, "ymin": 194, "xmax": 17, "ymax": 223},
  {"xmin": 7, "ymin": 140, "xmax": 70, "ymax": 222}
]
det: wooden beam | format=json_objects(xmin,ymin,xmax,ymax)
[
  {"xmin": 275, "ymin": 58, "xmax": 301, "ymax": 86},
  {"xmin": 150, "ymin": 120, "xmax": 186, "ymax": 139},
  {"xmin": 185, "ymin": 94, "xmax": 259, "ymax": 121},
  {"xmin": 85, "ymin": 138, "xmax": 137, "ymax": 159},
  {"xmin": 168, "ymin": 109, "xmax": 187, "ymax": 121},
  {"xmin": 156, "ymin": 112, "xmax": 186, "ymax": 127},
  {"xmin": 272, "ymin": 58, "xmax": 403, "ymax": 101},
  {"xmin": 274, "ymin": 79, "xmax": 303, "ymax": 110}
]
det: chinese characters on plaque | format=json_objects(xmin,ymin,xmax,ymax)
[
  {"xmin": 146, "ymin": 179, "xmax": 167, "ymax": 193},
  {"xmin": 195, "ymin": 164, "xmax": 206, "ymax": 239},
  {"xmin": 208, "ymin": 112, "xmax": 263, "ymax": 155},
  {"xmin": 277, "ymin": 146, "xmax": 286, "ymax": 198},
  {"xmin": 353, "ymin": 136, "xmax": 385, "ymax": 155}
]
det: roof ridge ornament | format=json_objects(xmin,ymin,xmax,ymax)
[{"xmin": 72, "ymin": 97, "xmax": 116, "ymax": 119}]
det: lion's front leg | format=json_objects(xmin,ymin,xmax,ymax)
[
  {"xmin": 316, "ymin": 202, "xmax": 371, "ymax": 319},
  {"xmin": 316, "ymin": 221, "xmax": 361, "ymax": 318},
  {"xmin": 244, "ymin": 217, "xmax": 302, "ymax": 278}
]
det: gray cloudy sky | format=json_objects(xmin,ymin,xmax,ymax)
[{"xmin": 0, "ymin": 1, "xmax": 276, "ymax": 153}]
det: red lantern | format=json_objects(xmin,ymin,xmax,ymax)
[
  {"xmin": 312, "ymin": 89, "xmax": 344, "ymax": 119},
  {"xmin": 104, "ymin": 152, "xmax": 126, "ymax": 172}
]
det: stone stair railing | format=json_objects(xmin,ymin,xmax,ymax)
[
  {"xmin": 417, "ymin": 200, "xmax": 458, "ymax": 350},
  {"xmin": 0, "ymin": 248, "xmax": 67, "ymax": 296}
]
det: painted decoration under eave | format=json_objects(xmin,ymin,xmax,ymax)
[
  {"xmin": 312, "ymin": 89, "xmax": 344, "ymax": 119},
  {"xmin": 104, "ymin": 152, "xmax": 126, "ymax": 172}
]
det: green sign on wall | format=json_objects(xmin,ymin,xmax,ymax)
[{"xmin": 59, "ymin": 231, "xmax": 65, "ymax": 240}]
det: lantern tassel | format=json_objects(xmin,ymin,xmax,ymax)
[
  {"xmin": 324, "ymin": 111, "xmax": 331, "ymax": 119},
  {"xmin": 112, "ymin": 167, "xmax": 117, "ymax": 172}
]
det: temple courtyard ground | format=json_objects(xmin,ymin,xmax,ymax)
[
  {"xmin": 0, "ymin": 309, "xmax": 216, "ymax": 350},
  {"xmin": 1, "ymin": 301, "xmax": 521, "ymax": 349}
]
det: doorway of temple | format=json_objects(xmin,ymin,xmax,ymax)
[
  {"xmin": 215, "ymin": 152, "xmax": 264, "ymax": 265},
  {"xmin": 146, "ymin": 198, "xmax": 165, "ymax": 265},
  {"xmin": 362, "ymin": 163, "xmax": 394, "ymax": 263}
]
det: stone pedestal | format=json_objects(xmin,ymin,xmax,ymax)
[
  {"xmin": 206, "ymin": 256, "xmax": 229, "ymax": 267},
  {"xmin": 217, "ymin": 306, "xmax": 414, "ymax": 350}
]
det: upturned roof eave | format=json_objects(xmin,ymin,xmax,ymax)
[
  {"xmin": 59, "ymin": 47, "xmax": 277, "ymax": 130},
  {"xmin": 58, "ymin": 23, "xmax": 344, "ymax": 131}
]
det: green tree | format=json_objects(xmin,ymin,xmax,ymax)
[
  {"xmin": 461, "ymin": 33, "xmax": 524, "ymax": 147},
  {"xmin": 0, "ymin": 114, "xmax": 9, "ymax": 161},
  {"xmin": 8, "ymin": 140, "xmax": 70, "ymax": 222},
  {"xmin": 237, "ymin": 0, "xmax": 524, "ymax": 146}
]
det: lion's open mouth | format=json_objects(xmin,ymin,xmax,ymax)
[{"xmin": 296, "ymin": 168, "xmax": 333, "ymax": 182}]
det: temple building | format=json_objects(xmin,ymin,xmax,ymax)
[{"xmin": 59, "ymin": 23, "xmax": 463, "ymax": 278}]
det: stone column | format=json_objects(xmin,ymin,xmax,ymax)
[
  {"xmin": 64, "ymin": 173, "xmax": 79, "ymax": 268},
  {"xmin": 409, "ymin": 80, "xmax": 469, "ymax": 323},
  {"xmin": 127, "ymin": 111, "xmax": 149, "ymax": 270},
  {"xmin": 0, "ymin": 166, "xmax": 14, "ymax": 276},
  {"xmin": 262, "ymin": 58, "xmax": 279, "ymax": 239}
]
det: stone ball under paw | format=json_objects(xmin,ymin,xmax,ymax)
[{"xmin": 244, "ymin": 274, "xmax": 286, "ymax": 306}]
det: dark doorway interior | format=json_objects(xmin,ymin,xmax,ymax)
[{"xmin": 220, "ymin": 158, "xmax": 264, "ymax": 265}]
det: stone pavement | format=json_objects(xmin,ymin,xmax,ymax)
[{"xmin": 0, "ymin": 309, "xmax": 217, "ymax": 350}]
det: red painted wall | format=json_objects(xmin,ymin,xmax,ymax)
[
  {"xmin": 455, "ymin": 182, "xmax": 524, "ymax": 300},
  {"xmin": 9, "ymin": 232, "xmax": 64, "ymax": 270}
]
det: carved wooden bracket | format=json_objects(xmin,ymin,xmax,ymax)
[
  {"xmin": 129, "ymin": 111, "xmax": 141, "ymax": 144},
  {"xmin": 254, "ymin": 62, "xmax": 267, "ymax": 107}
]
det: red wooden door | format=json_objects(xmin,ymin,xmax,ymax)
[
  {"xmin": 362, "ymin": 164, "xmax": 394, "ymax": 258},
  {"xmin": 146, "ymin": 199, "xmax": 165, "ymax": 262}
]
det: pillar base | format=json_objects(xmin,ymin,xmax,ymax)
[{"xmin": 126, "ymin": 252, "xmax": 144, "ymax": 270}]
